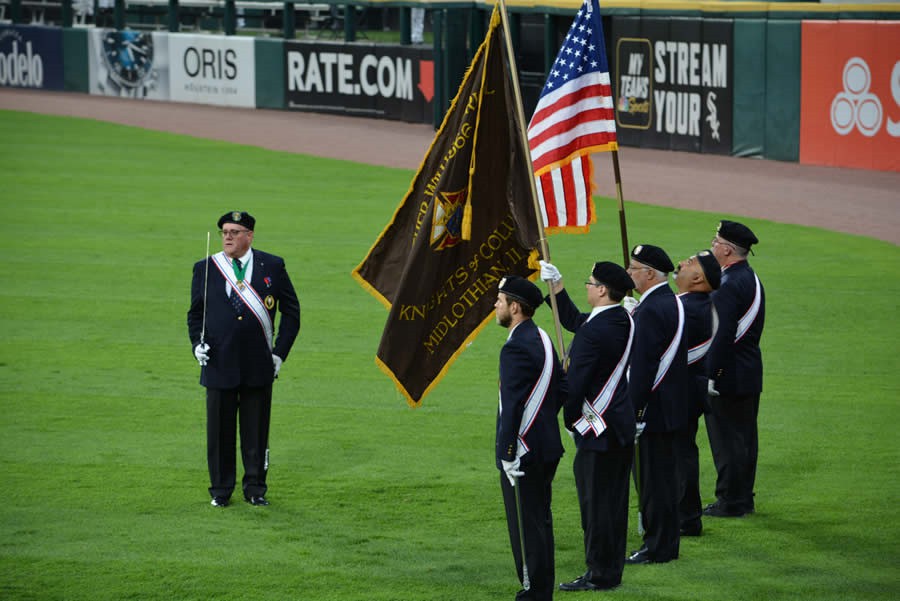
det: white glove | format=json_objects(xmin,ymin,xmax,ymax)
[
  {"xmin": 501, "ymin": 458, "xmax": 525, "ymax": 487},
  {"xmin": 272, "ymin": 354, "xmax": 283, "ymax": 378},
  {"xmin": 622, "ymin": 296, "xmax": 639, "ymax": 314},
  {"xmin": 707, "ymin": 379, "xmax": 720, "ymax": 397},
  {"xmin": 194, "ymin": 343, "xmax": 209, "ymax": 366},
  {"xmin": 634, "ymin": 421, "xmax": 646, "ymax": 443},
  {"xmin": 539, "ymin": 260, "xmax": 562, "ymax": 284}
]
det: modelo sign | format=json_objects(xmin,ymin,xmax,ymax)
[
  {"xmin": 284, "ymin": 41, "xmax": 434, "ymax": 124},
  {"xmin": 800, "ymin": 21, "xmax": 899, "ymax": 172},
  {"xmin": 0, "ymin": 25, "xmax": 63, "ymax": 90},
  {"xmin": 168, "ymin": 34, "xmax": 255, "ymax": 108}
]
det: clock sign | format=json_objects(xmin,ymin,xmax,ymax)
[{"xmin": 101, "ymin": 30, "xmax": 154, "ymax": 89}]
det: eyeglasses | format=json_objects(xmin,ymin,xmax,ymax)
[
  {"xmin": 711, "ymin": 237, "xmax": 736, "ymax": 249},
  {"xmin": 220, "ymin": 229, "xmax": 250, "ymax": 238},
  {"xmin": 626, "ymin": 264, "xmax": 649, "ymax": 272}
]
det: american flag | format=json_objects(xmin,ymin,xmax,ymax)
[{"xmin": 527, "ymin": 0, "xmax": 617, "ymax": 234}]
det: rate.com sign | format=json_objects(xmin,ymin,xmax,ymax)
[
  {"xmin": 800, "ymin": 21, "xmax": 900, "ymax": 172},
  {"xmin": 284, "ymin": 41, "xmax": 433, "ymax": 124}
]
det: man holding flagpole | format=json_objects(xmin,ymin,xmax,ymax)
[
  {"xmin": 495, "ymin": 276, "xmax": 566, "ymax": 601},
  {"xmin": 187, "ymin": 211, "xmax": 300, "ymax": 508}
]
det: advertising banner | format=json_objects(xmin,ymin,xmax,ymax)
[
  {"xmin": 612, "ymin": 17, "xmax": 733, "ymax": 155},
  {"xmin": 800, "ymin": 21, "xmax": 900, "ymax": 172},
  {"xmin": 87, "ymin": 29, "xmax": 170, "ymax": 100},
  {"xmin": 0, "ymin": 25, "xmax": 64, "ymax": 90},
  {"xmin": 168, "ymin": 34, "xmax": 255, "ymax": 108},
  {"xmin": 284, "ymin": 41, "xmax": 433, "ymax": 124}
]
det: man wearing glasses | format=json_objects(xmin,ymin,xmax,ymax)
[
  {"xmin": 623, "ymin": 244, "xmax": 689, "ymax": 565},
  {"xmin": 187, "ymin": 211, "xmax": 301, "ymax": 508},
  {"xmin": 704, "ymin": 221, "xmax": 765, "ymax": 518},
  {"xmin": 539, "ymin": 260, "xmax": 637, "ymax": 591}
]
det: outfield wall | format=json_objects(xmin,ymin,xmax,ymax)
[{"xmin": 1, "ymin": 2, "xmax": 898, "ymax": 171}]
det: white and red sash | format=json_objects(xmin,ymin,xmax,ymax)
[
  {"xmin": 574, "ymin": 312, "xmax": 635, "ymax": 437},
  {"xmin": 651, "ymin": 295, "xmax": 685, "ymax": 391},
  {"xmin": 498, "ymin": 327, "xmax": 555, "ymax": 459},
  {"xmin": 680, "ymin": 292, "xmax": 719, "ymax": 365},
  {"xmin": 211, "ymin": 252, "xmax": 274, "ymax": 352},
  {"xmin": 735, "ymin": 274, "xmax": 762, "ymax": 342}
]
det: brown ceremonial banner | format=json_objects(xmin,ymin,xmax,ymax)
[{"xmin": 352, "ymin": 8, "xmax": 542, "ymax": 407}]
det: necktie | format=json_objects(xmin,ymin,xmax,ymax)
[{"xmin": 230, "ymin": 259, "xmax": 245, "ymax": 314}]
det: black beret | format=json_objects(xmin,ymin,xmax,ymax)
[
  {"xmin": 592, "ymin": 261, "xmax": 635, "ymax": 292},
  {"xmin": 217, "ymin": 211, "xmax": 256, "ymax": 231},
  {"xmin": 695, "ymin": 250, "xmax": 721, "ymax": 290},
  {"xmin": 499, "ymin": 275, "xmax": 543, "ymax": 311},
  {"xmin": 717, "ymin": 220, "xmax": 758, "ymax": 250},
  {"xmin": 631, "ymin": 244, "xmax": 674, "ymax": 273}
]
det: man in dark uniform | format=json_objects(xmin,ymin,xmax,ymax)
[
  {"xmin": 187, "ymin": 211, "xmax": 301, "ymax": 508},
  {"xmin": 673, "ymin": 250, "xmax": 721, "ymax": 536},
  {"xmin": 704, "ymin": 220, "xmax": 765, "ymax": 518},
  {"xmin": 539, "ymin": 260, "xmax": 636, "ymax": 592},
  {"xmin": 623, "ymin": 244, "xmax": 689, "ymax": 565},
  {"xmin": 494, "ymin": 276, "xmax": 565, "ymax": 601}
]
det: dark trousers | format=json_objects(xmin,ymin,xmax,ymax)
[
  {"xmin": 206, "ymin": 384, "xmax": 272, "ymax": 500},
  {"xmin": 573, "ymin": 444, "xmax": 632, "ymax": 587},
  {"xmin": 676, "ymin": 415, "xmax": 702, "ymax": 529},
  {"xmin": 705, "ymin": 392, "xmax": 759, "ymax": 512},
  {"xmin": 635, "ymin": 431, "xmax": 680, "ymax": 562},
  {"xmin": 501, "ymin": 459, "xmax": 559, "ymax": 601}
]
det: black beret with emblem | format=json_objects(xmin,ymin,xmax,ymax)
[
  {"xmin": 499, "ymin": 275, "xmax": 543, "ymax": 311},
  {"xmin": 631, "ymin": 244, "xmax": 675, "ymax": 273},
  {"xmin": 717, "ymin": 220, "xmax": 758, "ymax": 249},
  {"xmin": 592, "ymin": 261, "xmax": 635, "ymax": 293},
  {"xmin": 217, "ymin": 211, "xmax": 256, "ymax": 231},
  {"xmin": 695, "ymin": 250, "xmax": 721, "ymax": 290}
]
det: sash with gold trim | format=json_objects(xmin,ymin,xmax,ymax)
[{"xmin": 211, "ymin": 252, "xmax": 274, "ymax": 352}]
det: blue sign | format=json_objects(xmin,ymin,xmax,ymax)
[{"xmin": 0, "ymin": 25, "xmax": 64, "ymax": 90}]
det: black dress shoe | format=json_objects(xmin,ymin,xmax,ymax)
[
  {"xmin": 559, "ymin": 574, "xmax": 618, "ymax": 592},
  {"xmin": 625, "ymin": 547, "xmax": 654, "ymax": 565},
  {"xmin": 210, "ymin": 497, "xmax": 229, "ymax": 507},
  {"xmin": 246, "ymin": 495, "xmax": 269, "ymax": 506},
  {"xmin": 703, "ymin": 501, "xmax": 746, "ymax": 517},
  {"xmin": 680, "ymin": 521, "xmax": 703, "ymax": 536}
]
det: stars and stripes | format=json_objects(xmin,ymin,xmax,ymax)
[{"xmin": 527, "ymin": 0, "xmax": 617, "ymax": 234}]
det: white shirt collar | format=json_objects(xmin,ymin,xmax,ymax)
[
  {"xmin": 639, "ymin": 280, "xmax": 670, "ymax": 302},
  {"xmin": 586, "ymin": 303, "xmax": 619, "ymax": 322}
]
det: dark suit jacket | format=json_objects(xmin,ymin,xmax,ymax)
[
  {"xmin": 629, "ymin": 283, "xmax": 689, "ymax": 433},
  {"xmin": 188, "ymin": 249, "xmax": 301, "ymax": 389},
  {"xmin": 496, "ymin": 319, "xmax": 565, "ymax": 469},
  {"xmin": 707, "ymin": 260, "xmax": 765, "ymax": 395},
  {"xmin": 554, "ymin": 289, "xmax": 636, "ymax": 450},
  {"xmin": 680, "ymin": 291, "xmax": 714, "ymax": 418}
]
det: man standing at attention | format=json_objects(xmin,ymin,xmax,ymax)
[
  {"xmin": 539, "ymin": 259, "xmax": 637, "ymax": 592},
  {"xmin": 624, "ymin": 244, "xmax": 689, "ymax": 565},
  {"xmin": 187, "ymin": 211, "xmax": 301, "ymax": 508},
  {"xmin": 495, "ymin": 276, "xmax": 565, "ymax": 601},
  {"xmin": 704, "ymin": 221, "xmax": 765, "ymax": 518},
  {"xmin": 673, "ymin": 250, "xmax": 721, "ymax": 536}
]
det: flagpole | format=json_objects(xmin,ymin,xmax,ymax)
[
  {"xmin": 611, "ymin": 150, "xmax": 631, "ymax": 268},
  {"xmin": 497, "ymin": 0, "xmax": 567, "ymax": 360}
]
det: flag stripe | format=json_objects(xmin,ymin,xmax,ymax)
[{"xmin": 527, "ymin": 0, "xmax": 616, "ymax": 234}]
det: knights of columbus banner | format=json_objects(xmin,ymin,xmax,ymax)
[{"xmin": 352, "ymin": 7, "xmax": 542, "ymax": 407}]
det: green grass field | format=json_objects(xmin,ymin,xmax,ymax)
[{"xmin": 1, "ymin": 110, "xmax": 898, "ymax": 601}]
